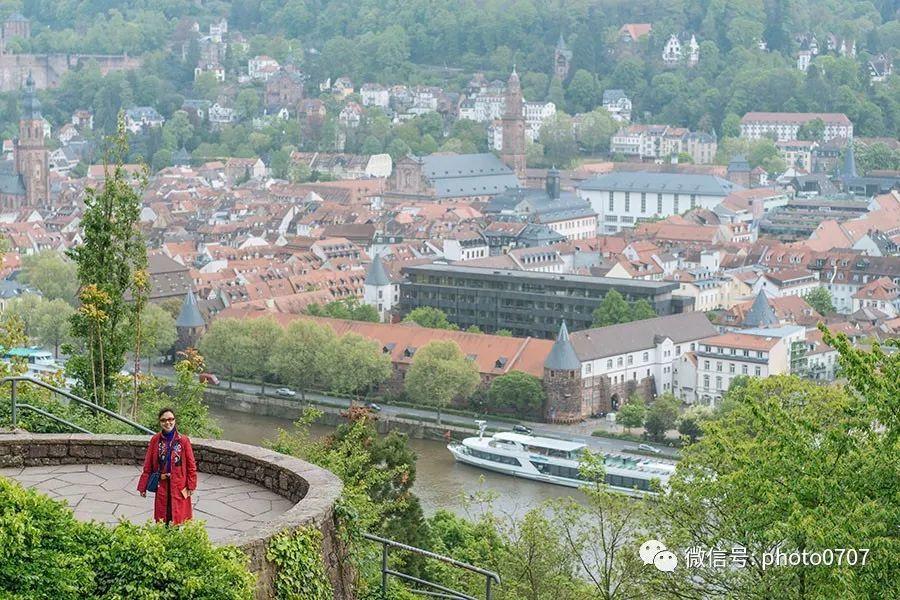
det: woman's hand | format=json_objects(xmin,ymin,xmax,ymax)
[{"xmin": 140, "ymin": 491, "xmax": 146, "ymax": 497}]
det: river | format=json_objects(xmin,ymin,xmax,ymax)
[{"xmin": 209, "ymin": 406, "xmax": 585, "ymax": 519}]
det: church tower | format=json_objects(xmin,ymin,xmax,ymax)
[
  {"xmin": 500, "ymin": 67, "xmax": 526, "ymax": 180},
  {"xmin": 16, "ymin": 73, "xmax": 49, "ymax": 207},
  {"xmin": 554, "ymin": 34, "xmax": 573, "ymax": 80}
]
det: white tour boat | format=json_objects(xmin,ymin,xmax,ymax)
[{"xmin": 448, "ymin": 422, "xmax": 674, "ymax": 495}]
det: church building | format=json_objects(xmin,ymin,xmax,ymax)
[{"xmin": 0, "ymin": 73, "xmax": 50, "ymax": 209}]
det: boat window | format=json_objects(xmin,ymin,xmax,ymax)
[{"xmin": 469, "ymin": 448, "xmax": 521, "ymax": 466}]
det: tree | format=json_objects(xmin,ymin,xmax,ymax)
[
  {"xmin": 244, "ymin": 317, "xmax": 282, "ymax": 394},
  {"xmin": 402, "ymin": 307, "xmax": 456, "ymax": 330},
  {"xmin": 235, "ymin": 88, "xmax": 261, "ymax": 120},
  {"xmin": 643, "ymin": 393, "xmax": 679, "ymax": 441},
  {"xmin": 803, "ymin": 287, "xmax": 835, "ymax": 316},
  {"xmin": 198, "ymin": 318, "xmax": 251, "ymax": 391},
  {"xmin": 405, "ymin": 340, "xmax": 480, "ymax": 424},
  {"xmin": 855, "ymin": 141, "xmax": 900, "ymax": 174},
  {"xmin": 495, "ymin": 329, "xmax": 512, "ymax": 337},
  {"xmin": 161, "ymin": 110, "xmax": 194, "ymax": 151},
  {"xmin": 676, "ymin": 405, "xmax": 712, "ymax": 443},
  {"xmin": 797, "ymin": 117, "xmax": 826, "ymax": 142},
  {"xmin": 135, "ymin": 303, "xmax": 176, "ymax": 375},
  {"xmin": 323, "ymin": 333, "xmax": 391, "ymax": 398},
  {"xmin": 574, "ymin": 108, "xmax": 617, "ymax": 154},
  {"xmin": 488, "ymin": 371, "xmax": 546, "ymax": 415},
  {"xmin": 617, "ymin": 400, "xmax": 646, "ymax": 434},
  {"xmin": 592, "ymin": 290, "xmax": 632, "ymax": 327},
  {"xmin": 65, "ymin": 122, "xmax": 147, "ymax": 409},
  {"xmin": 465, "ymin": 325, "xmax": 482, "ymax": 334},
  {"xmin": 306, "ymin": 298, "xmax": 379, "ymax": 322},
  {"xmin": 658, "ymin": 374, "xmax": 898, "ymax": 600},
  {"xmin": 139, "ymin": 348, "xmax": 221, "ymax": 439},
  {"xmin": 565, "ymin": 69, "xmax": 599, "ymax": 114},
  {"xmin": 35, "ymin": 299, "xmax": 74, "ymax": 359},
  {"xmin": 19, "ymin": 251, "xmax": 78, "ymax": 305},
  {"xmin": 267, "ymin": 320, "xmax": 337, "ymax": 398},
  {"xmin": 630, "ymin": 299, "xmax": 657, "ymax": 321},
  {"xmin": 539, "ymin": 113, "xmax": 578, "ymax": 167}
]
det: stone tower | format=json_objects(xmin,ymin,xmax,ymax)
[
  {"xmin": 175, "ymin": 289, "xmax": 207, "ymax": 354},
  {"xmin": 500, "ymin": 67, "xmax": 526, "ymax": 180},
  {"xmin": 553, "ymin": 34, "xmax": 573, "ymax": 80},
  {"xmin": 543, "ymin": 321, "xmax": 583, "ymax": 423},
  {"xmin": 363, "ymin": 253, "xmax": 395, "ymax": 322},
  {"xmin": 16, "ymin": 73, "xmax": 49, "ymax": 208}
]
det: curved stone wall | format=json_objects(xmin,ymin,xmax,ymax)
[{"xmin": 0, "ymin": 432, "xmax": 348, "ymax": 600}]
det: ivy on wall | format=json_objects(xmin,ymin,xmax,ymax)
[{"xmin": 266, "ymin": 526, "xmax": 334, "ymax": 600}]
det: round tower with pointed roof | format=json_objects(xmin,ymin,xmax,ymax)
[
  {"xmin": 175, "ymin": 289, "xmax": 207, "ymax": 353},
  {"xmin": 363, "ymin": 254, "xmax": 396, "ymax": 322},
  {"xmin": 543, "ymin": 321, "xmax": 583, "ymax": 423}
]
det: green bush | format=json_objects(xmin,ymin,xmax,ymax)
[
  {"xmin": 267, "ymin": 527, "xmax": 333, "ymax": 600},
  {"xmin": 0, "ymin": 477, "xmax": 255, "ymax": 599}
]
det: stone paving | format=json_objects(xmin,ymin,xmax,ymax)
[{"xmin": 1, "ymin": 464, "xmax": 295, "ymax": 542}]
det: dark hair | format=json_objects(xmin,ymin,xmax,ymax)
[{"xmin": 157, "ymin": 407, "xmax": 176, "ymax": 419}]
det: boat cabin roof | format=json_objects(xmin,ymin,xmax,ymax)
[{"xmin": 493, "ymin": 431, "xmax": 586, "ymax": 452}]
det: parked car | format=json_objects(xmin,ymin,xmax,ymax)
[
  {"xmin": 638, "ymin": 443, "xmax": 661, "ymax": 454},
  {"xmin": 275, "ymin": 388, "xmax": 296, "ymax": 398},
  {"xmin": 198, "ymin": 373, "xmax": 220, "ymax": 386},
  {"xmin": 512, "ymin": 424, "xmax": 533, "ymax": 435},
  {"xmin": 366, "ymin": 402, "xmax": 382, "ymax": 412}
]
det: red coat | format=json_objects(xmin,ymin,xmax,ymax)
[{"xmin": 137, "ymin": 431, "xmax": 197, "ymax": 524}]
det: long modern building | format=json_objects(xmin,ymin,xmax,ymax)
[
  {"xmin": 577, "ymin": 172, "xmax": 742, "ymax": 234},
  {"xmin": 398, "ymin": 263, "xmax": 690, "ymax": 339}
]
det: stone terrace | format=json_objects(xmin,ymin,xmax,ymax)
[
  {"xmin": 0, "ymin": 433, "xmax": 347, "ymax": 600},
  {"xmin": 2, "ymin": 463, "xmax": 294, "ymax": 542}
]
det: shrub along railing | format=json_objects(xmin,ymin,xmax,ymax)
[
  {"xmin": 1, "ymin": 376, "xmax": 154, "ymax": 435},
  {"xmin": 364, "ymin": 532, "xmax": 501, "ymax": 600}
]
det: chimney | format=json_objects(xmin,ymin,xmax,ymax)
[{"xmin": 546, "ymin": 167, "xmax": 560, "ymax": 200}]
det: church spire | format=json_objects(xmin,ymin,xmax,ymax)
[{"xmin": 22, "ymin": 71, "xmax": 41, "ymax": 120}]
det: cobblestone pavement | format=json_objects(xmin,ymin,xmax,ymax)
[{"xmin": 1, "ymin": 464, "xmax": 294, "ymax": 542}]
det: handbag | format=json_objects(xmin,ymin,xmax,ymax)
[{"xmin": 146, "ymin": 440, "xmax": 172, "ymax": 494}]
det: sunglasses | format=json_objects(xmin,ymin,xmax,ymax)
[{"xmin": 159, "ymin": 417, "xmax": 175, "ymax": 423}]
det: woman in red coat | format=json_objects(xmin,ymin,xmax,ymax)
[{"xmin": 138, "ymin": 407, "xmax": 198, "ymax": 525}]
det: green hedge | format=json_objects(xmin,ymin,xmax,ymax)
[{"xmin": 0, "ymin": 476, "xmax": 255, "ymax": 599}]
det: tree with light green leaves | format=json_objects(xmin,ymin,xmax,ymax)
[
  {"xmin": 245, "ymin": 317, "xmax": 283, "ymax": 394},
  {"xmin": 323, "ymin": 332, "xmax": 391, "ymax": 398},
  {"xmin": 804, "ymin": 287, "xmax": 835, "ymax": 316},
  {"xmin": 267, "ymin": 319, "xmax": 337, "ymax": 398},
  {"xmin": 198, "ymin": 318, "xmax": 252, "ymax": 391},
  {"xmin": 617, "ymin": 399, "xmax": 646, "ymax": 434},
  {"xmin": 592, "ymin": 289, "xmax": 633, "ymax": 327},
  {"xmin": 631, "ymin": 299, "xmax": 658, "ymax": 321},
  {"xmin": 35, "ymin": 299, "xmax": 75, "ymax": 359},
  {"xmin": 643, "ymin": 393, "xmax": 679, "ymax": 441},
  {"xmin": 19, "ymin": 251, "xmax": 78, "ymax": 305},
  {"xmin": 402, "ymin": 306, "xmax": 457, "ymax": 330},
  {"xmin": 405, "ymin": 340, "xmax": 480, "ymax": 424},
  {"xmin": 656, "ymin": 372, "xmax": 899, "ymax": 600},
  {"xmin": 133, "ymin": 303, "xmax": 176, "ymax": 375},
  {"xmin": 488, "ymin": 370, "xmax": 545, "ymax": 415}
]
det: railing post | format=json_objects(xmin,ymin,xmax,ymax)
[
  {"xmin": 381, "ymin": 541, "xmax": 389, "ymax": 598},
  {"xmin": 486, "ymin": 574, "xmax": 493, "ymax": 600},
  {"xmin": 10, "ymin": 379, "xmax": 17, "ymax": 429}
]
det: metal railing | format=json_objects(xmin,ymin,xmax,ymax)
[
  {"xmin": 2, "ymin": 376, "xmax": 154, "ymax": 435},
  {"xmin": 363, "ymin": 532, "xmax": 500, "ymax": 600}
]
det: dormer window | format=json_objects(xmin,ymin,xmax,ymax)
[
  {"xmin": 495, "ymin": 357, "xmax": 508, "ymax": 368},
  {"xmin": 404, "ymin": 346, "xmax": 416, "ymax": 357},
  {"xmin": 382, "ymin": 343, "xmax": 396, "ymax": 354}
]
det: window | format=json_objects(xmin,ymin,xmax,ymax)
[
  {"xmin": 606, "ymin": 359, "xmax": 613, "ymax": 369},
  {"xmin": 716, "ymin": 361, "xmax": 722, "ymax": 372},
  {"xmin": 729, "ymin": 363, "xmax": 735, "ymax": 374},
  {"xmin": 690, "ymin": 194, "xmax": 696, "ymax": 209},
  {"xmin": 617, "ymin": 357, "xmax": 624, "ymax": 367},
  {"xmin": 742, "ymin": 364, "xmax": 748, "ymax": 375},
  {"xmin": 585, "ymin": 363, "xmax": 592, "ymax": 374},
  {"xmin": 703, "ymin": 375, "xmax": 710, "ymax": 389},
  {"xmin": 675, "ymin": 345, "xmax": 681, "ymax": 354},
  {"xmin": 690, "ymin": 343, "xmax": 695, "ymax": 351},
  {"xmin": 627, "ymin": 355, "xmax": 634, "ymax": 365},
  {"xmin": 673, "ymin": 194, "xmax": 680, "ymax": 213},
  {"xmin": 608, "ymin": 192, "xmax": 614, "ymax": 212},
  {"xmin": 642, "ymin": 352, "xmax": 649, "ymax": 362},
  {"xmin": 657, "ymin": 193, "xmax": 663, "ymax": 213},
  {"xmin": 640, "ymin": 192, "xmax": 646, "ymax": 213},
  {"xmin": 716, "ymin": 376, "xmax": 723, "ymax": 390},
  {"xmin": 754, "ymin": 366, "xmax": 761, "ymax": 376},
  {"xmin": 704, "ymin": 360, "xmax": 710, "ymax": 370}
]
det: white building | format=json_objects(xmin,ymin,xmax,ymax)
[
  {"xmin": 209, "ymin": 103, "xmax": 237, "ymax": 124},
  {"xmin": 248, "ymin": 56, "xmax": 280, "ymax": 80},
  {"xmin": 577, "ymin": 172, "xmax": 742, "ymax": 234},
  {"xmin": 662, "ymin": 34, "xmax": 699, "ymax": 66},
  {"xmin": 602, "ymin": 89, "xmax": 632, "ymax": 122},
  {"xmin": 360, "ymin": 84, "xmax": 390, "ymax": 108},
  {"xmin": 123, "ymin": 107, "xmax": 164, "ymax": 133},
  {"xmin": 752, "ymin": 269, "xmax": 819, "ymax": 298},
  {"xmin": 797, "ymin": 50, "xmax": 812, "ymax": 72},
  {"xmin": 739, "ymin": 112, "xmax": 853, "ymax": 142},
  {"xmin": 851, "ymin": 277, "xmax": 899, "ymax": 317},
  {"xmin": 362, "ymin": 254, "xmax": 399, "ymax": 321},
  {"xmin": 694, "ymin": 327, "xmax": 802, "ymax": 405}
]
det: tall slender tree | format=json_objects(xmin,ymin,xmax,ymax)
[{"xmin": 65, "ymin": 117, "xmax": 148, "ymax": 409}]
